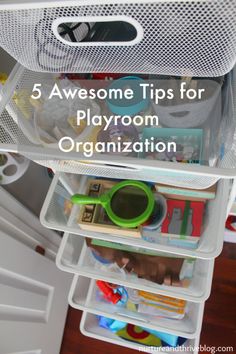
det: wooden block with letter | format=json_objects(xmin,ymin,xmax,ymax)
[{"xmin": 78, "ymin": 179, "xmax": 141, "ymax": 237}]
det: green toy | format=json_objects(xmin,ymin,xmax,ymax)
[{"xmin": 71, "ymin": 180, "xmax": 155, "ymax": 228}]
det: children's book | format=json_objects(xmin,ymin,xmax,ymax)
[
  {"xmin": 91, "ymin": 239, "xmax": 195, "ymax": 259},
  {"xmin": 155, "ymin": 183, "xmax": 216, "ymax": 201},
  {"xmin": 161, "ymin": 199, "xmax": 205, "ymax": 238}
]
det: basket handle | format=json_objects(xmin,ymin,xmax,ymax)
[
  {"xmin": 52, "ymin": 15, "xmax": 143, "ymax": 47},
  {"xmin": 77, "ymin": 159, "xmax": 141, "ymax": 172}
]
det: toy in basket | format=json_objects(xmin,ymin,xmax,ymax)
[
  {"xmin": 161, "ymin": 200, "xmax": 205, "ymax": 238},
  {"xmin": 95, "ymin": 280, "xmax": 187, "ymax": 319},
  {"xmin": 150, "ymin": 77, "xmax": 224, "ymax": 166},
  {"xmin": 72, "ymin": 179, "xmax": 166, "ymax": 237},
  {"xmin": 69, "ymin": 176, "xmax": 207, "ymax": 246},
  {"xmin": 98, "ymin": 316, "xmax": 187, "ymax": 347},
  {"xmin": 142, "ymin": 198, "xmax": 205, "ymax": 249},
  {"xmin": 155, "ymin": 182, "xmax": 216, "ymax": 201},
  {"xmin": 87, "ymin": 238, "xmax": 195, "ymax": 287},
  {"xmin": 140, "ymin": 128, "xmax": 203, "ymax": 164},
  {"xmin": 71, "ymin": 180, "xmax": 155, "ymax": 236},
  {"xmin": 13, "ymin": 77, "xmax": 101, "ymax": 148},
  {"xmin": 152, "ymin": 77, "xmax": 222, "ymax": 129}
]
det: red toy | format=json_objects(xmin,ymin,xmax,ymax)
[
  {"xmin": 226, "ymin": 215, "xmax": 236, "ymax": 232},
  {"xmin": 96, "ymin": 280, "xmax": 122, "ymax": 304},
  {"xmin": 161, "ymin": 199, "xmax": 205, "ymax": 237}
]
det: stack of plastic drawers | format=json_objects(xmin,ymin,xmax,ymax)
[
  {"xmin": 0, "ymin": 1, "xmax": 236, "ymax": 353},
  {"xmin": 39, "ymin": 172, "xmax": 228, "ymax": 353}
]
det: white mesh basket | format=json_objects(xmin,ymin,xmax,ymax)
[
  {"xmin": 1, "ymin": 62, "xmax": 236, "ymax": 189},
  {"xmin": 40, "ymin": 173, "xmax": 230, "ymax": 259},
  {"xmin": 68, "ymin": 275, "xmax": 205, "ymax": 338},
  {"xmin": 0, "ymin": 0, "xmax": 236, "ymax": 76},
  {"xmin": 80, "ymin": 312, "xmax": 200, "ymax": 354}
]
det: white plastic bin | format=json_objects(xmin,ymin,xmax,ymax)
[
  {"xmin": 56, "ymin": 235, "xmax": 214, "ymax": 302},
  {"xmin": 1, "ymin": 64, "xmax": 236, "ymax": 190},
  {"xmin": 41, "ymin": 172, "xmax": 230, "ymax": 259},
  {"xmin": 80, "ymin": 311, "xmax": 200, "ymax": 353},
  {"xmin": 68, "ymin": 274, "xmax": 204, "ymax": 338},
  {"xmin": 0, "ymin": 0, "xmax": 235, "ymax": 78}
]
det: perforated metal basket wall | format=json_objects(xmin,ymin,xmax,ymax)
[
  {"xmin": 1, "ymin": 62, "xmax": 236, "ymax": 189},
  {"xmin": 0, "ymin": 0, "xmax": 236, "ymax": 76}
]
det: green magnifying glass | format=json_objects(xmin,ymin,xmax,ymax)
[{"xmin": 71, "ymin": 180, "xmax": 155, "ymax": 228}]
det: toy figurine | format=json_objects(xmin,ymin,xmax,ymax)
[{"xmin": 96, "ymin": 280, "xmax": 127, "ymax": 305}]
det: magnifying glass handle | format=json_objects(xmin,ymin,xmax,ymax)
[{"xmin": 71, "ymin": 194, "xmax": 102, "ymax": 205}]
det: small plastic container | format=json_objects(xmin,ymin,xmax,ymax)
[
  {"xmin": 80, "ymin": 311, "xmax": 200, "ymax": 353},
  {"xmin": 68, "ymin": 274, "xmax": 205, "ymax": 338},
  {"xmin": 56, "ymin": 234, "xmax": 214, "ymax": 302}
]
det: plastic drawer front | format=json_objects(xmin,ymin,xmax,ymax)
[
  {"xmin": 56, "ymin": 236, "xmax": 214, "ymax": 302},
  {"xmin": 80, "ymin": 311, "xmax": 200, "ymax": 353},
  {"xmin": 40, "ymin": 173, "xmax": 230, "ymax": 259},
  {"xmin": 68, "ymin": 274, "xmax": 205, "ymax": 338},
  {"xmin": 0, "ymin": 0, "xmax": 235, "ymax": 77}
]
